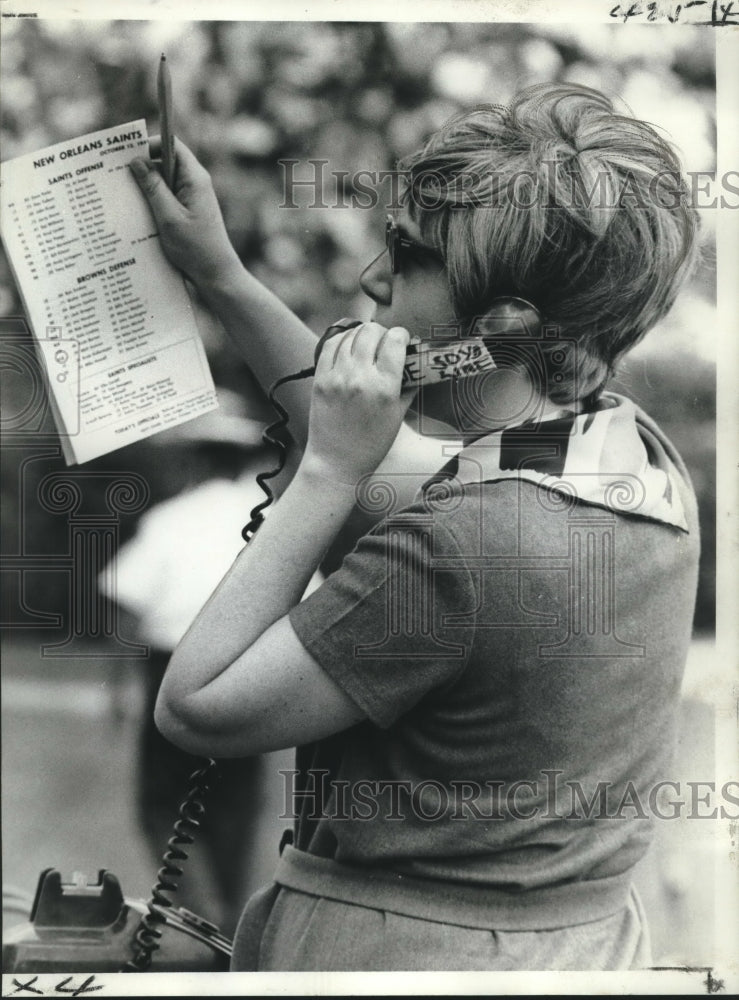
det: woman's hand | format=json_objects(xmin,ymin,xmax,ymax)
[
  {"xmin": 129, "ymin": 136, "xmax": 242, "ymax": 288},
  {"xmin": 302, "ymin": 322, "xmax": 416, "ymax": 486}
]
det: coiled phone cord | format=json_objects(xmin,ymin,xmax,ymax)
[
  {"xmin": 240, "ymin": 366, "xmax": 315, "ymax": 541},
  {"xmin": 123, "ymin": 364, "xmax": 320, "ymax": 972},
  {"xmin": 122, "ymin": 758, "xmax": 218, "ymax": 972},
  {"xmin": 241, "ymin": 319, "xmax": 361, "ymax": 539},
  {"xmin": 123, "ymin": 322, "xmax": 365, "ymax": 970}
]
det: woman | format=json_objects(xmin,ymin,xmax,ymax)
[{"xmin": 129, "ymin": 84, "xmax": 700, "ymax": 971}]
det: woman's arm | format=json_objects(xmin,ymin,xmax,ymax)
[
  {"xmin": 154, "ymin": 322, "xmax": 414, "ymax": 758},
  {"xmin": 153, "ymin": 463, "xmax": 364, "ymax": 757},
  {"xmin": 130, "ymin": 142, "xmax": 459, "ymax": 483},
  {"xmin": 130, "ymin": 141, "xmax": 317, "ymax": 441}
]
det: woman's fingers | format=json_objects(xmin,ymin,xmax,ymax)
[
  {"xmin": 331, "ymin": 323, "xmax": 408, "ymax": 370},
  {"xmin": 129, "ymin": 135, "xmax": 222, "ymax": 237},
  {"xmin": 129, "ymin": 157, "xmax": 174, "ymax": 214},
  {"xmin": 171, "ymin": 136, "xmax": 213, "ymax": 185},
  {"xmin": 339, "ymin": 323, "xmax": 386, "ymax": 367},
  {"xmin": 314, "ymin": 324, "xmax": 346, "ymax": 374},
  {"xmin": 315, "ymin": 322, "xmax": 411, "ymax": 394},
  {"xmin": 143, "ymin": 134, "xmax": 211, "ymax": 195},
  {"xmin": 306, "ymin": 324, "xmax": 415, "ymax": 482},
  {"xmin": 375, "ymin": 326, "xmax": 411, "ymax": 376},
  {"xmin": 316, "ymin": 323, "xmax": 373, "ymax": 375}
]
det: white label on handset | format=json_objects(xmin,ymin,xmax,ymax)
[{"xmin": 402, "ymin": 339, "xmax": 497, "ymax": 387}]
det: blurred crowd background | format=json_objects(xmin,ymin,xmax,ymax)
[
  {"xmin": 1, "ymin": 18, "xmax": 717, "ymax": 624},
  {"xmin": 1, "ymin": 17, "xmax": 719, "ymax": 967}
]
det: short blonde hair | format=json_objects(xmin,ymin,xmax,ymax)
[{"xmin": 400, "ymin": 83, "xmax": 700, "ymax": 404}]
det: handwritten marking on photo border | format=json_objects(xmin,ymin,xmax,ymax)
[{"xmin": 610, "ymin": 0, "xmax": 739, "ymax": 23}]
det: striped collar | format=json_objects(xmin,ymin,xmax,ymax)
[{"xmin": 419, "ymin": 393, "xmax": 689, "ymax": 532}]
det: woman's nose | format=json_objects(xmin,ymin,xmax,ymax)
[{"xmin": 359, "ymin": 250, "xmax": 392, "ymax": 306}]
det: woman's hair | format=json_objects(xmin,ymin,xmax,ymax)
[{"xmin": 399, "ymin": 83, "xmax": 700, "ymax": 404}]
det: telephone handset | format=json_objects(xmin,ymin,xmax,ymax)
[{"xmin": 313, "ymin": 297, "xmax": 541, "ymax": 389}]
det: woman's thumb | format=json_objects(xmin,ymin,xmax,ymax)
[{"xmin": 129, "ymin": 158, "xmax": 166, "ymax": 205}]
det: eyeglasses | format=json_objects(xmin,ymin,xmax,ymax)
[{"xmin": 385, "ymin": 215, "xmax": 443, "ymax": 275}]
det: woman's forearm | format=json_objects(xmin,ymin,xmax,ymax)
[
  {"xmin": 155, "ymin": 322, "xmax": 421, "ymax": 756},
  {"xmin": 129, "ymin": 150, "xmax": 320, "ymax": 449},
  {"xmin": 158, "ymin": 461, "xmax": 357, "ymax": 702},
  {"xmin": 196, "ymin": 260, "xmax": 319, "ymax": 448}
]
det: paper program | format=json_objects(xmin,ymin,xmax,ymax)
[{"xmin": 0, "ymin": 120, "xmax": 218, "ymax": 464}]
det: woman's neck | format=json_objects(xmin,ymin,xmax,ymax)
[{"xmin": 408, "ymin": 369, "xmax": 566, "ymax": 442}]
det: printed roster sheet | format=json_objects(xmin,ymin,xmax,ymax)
[{"xmin": 0, "ymin": 120, "xmax": 217, "ymax": 464}]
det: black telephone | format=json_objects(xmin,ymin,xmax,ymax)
[
  {"xmin": 3, "ymin": 761, "xmax": 231, "ymax": 973},
  {"xmin": 313, "ymin": 297, "xmax": 542, "ymax": 388}
]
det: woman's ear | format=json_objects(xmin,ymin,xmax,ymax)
[
  {"xmin": 474, "ymin": 298, "xmax": 547, "ymax": 398},
  {"xmin": 472, "ymin": 297, "xmax": 542, "ymax": 340}
]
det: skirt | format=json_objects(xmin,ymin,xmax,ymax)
[{"xmin": 230, "ymin": 847, "xmax": 652, "ymax": 972}]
